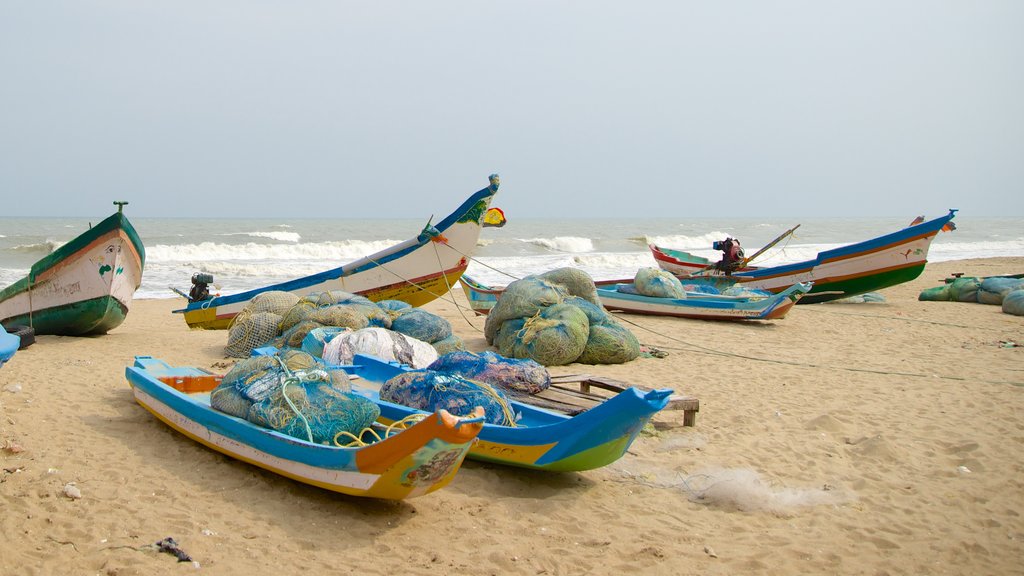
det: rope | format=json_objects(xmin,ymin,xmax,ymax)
[
  {"xmin": 275, "ymin": 357, "xmax": 315, "ymax": 443},
  {"xmin": 609, "ymin": 311, "xmax": 1023, "ymax": 387},
  {"xmin": 333, "ymin": 413, "xmax": 428, "ymax": 447}
]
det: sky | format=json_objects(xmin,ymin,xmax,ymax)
[{"xmin": 1, "ymin": 1, "xmax": 1021, "ymax": 219}]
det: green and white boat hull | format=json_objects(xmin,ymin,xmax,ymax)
[{"xmin": 0, "ymin": 212, "xmax": 145, "ymax": 335}]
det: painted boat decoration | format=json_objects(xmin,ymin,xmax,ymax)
[
  {"xmin": 338, "ymin": 352, "xmax": 673, "ymax": 472},
  {"xmin": 596, "ymin": 281, "xmax": 812, "ymax": 320},
  {"xmin": 0, "ymin": 202, "xmax": 145, "ymax": 335},
  {"xmin": 0, "ymin": 325, "xmax": 18, "ymax": 368},
  {"xmin": 650, "ymin": 210, "xmax": 957, "ymax": 304},
  {"xmin": 459, "ymin": 275, "xmax": 805, "ymax": 321},
  {"xmin": 173, "ymin": 175, "xmax": 500, "ymax": 330},
  {"xmin": 126, "ymin": 356, "xmax": 484, "ymax": 500}
]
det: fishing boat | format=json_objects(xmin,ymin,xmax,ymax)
[
  {"xmin": 459, "ymin": 274, "xmax": 806, "ymax": 321},
  {"xmin": 0, "ymin": 325, "xmax": 18, "ymax": 368},
  {"xmin": 336, "ymin": 352, "xmax": 673, "ymax": 472},
  {"xmin": 596, "ymin": 281, "xmax": 812, "ymax": 320},
  {"xmin": 126, "ymin": 356, "xmax": 484, "ymax": 499},
  {"xmin": 0, "ymin": 202, "xmax": 145, "ymax": 335},
  {"xmin": 650, "ymin": 210, "xmax": 957, "ymax": 304},
  {"xmin": 173, "ymin": 175, "xmax": 501, "ymax": 329}
]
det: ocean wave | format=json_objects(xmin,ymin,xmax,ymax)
[
  {"xmin": 524, "ymin": 236, "xmax": 594, "ymax": 253},
  {"xmin": 222, "ymin": 231, "xmax": 302, "ymax": 242},
  {"xmin": 9, "ymin": 240, "xmax": 64, "ymax": 254},
  {"xmin": 145, "ymin": 239, "xmax": 403, "ymax": 262},
  {"xmin": 645, "ymin": 231, "xmax": 734, "ymax": 250}
]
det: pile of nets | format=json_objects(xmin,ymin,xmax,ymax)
[
  {"xmin": 381, "ymin": 370, "xmax": 517, "ymax": 425},
  {"xmin": 322, "ymin": 327, "xmax": 440, "ymax": 368},
  {"xmin": 633, "ymin": 267, "xmax": 687, "ymax": 299},
  {"xmin": 224, "ymin": 290, "xmax": 464, "ymax": 359},
  {"xmin": 484, "ymin": 268, "xmax": 640, "ymax": 366},
  {"xmin": 209, "ymin": 349, "xmax": 380, "ymax": 445},
  {"xmin": 428, "ymin": 350, "xmax": 550, "ymax": 395},
  {"xmin": 919, "ymin": 276, "xmax": 1024, "ymax": 316}
]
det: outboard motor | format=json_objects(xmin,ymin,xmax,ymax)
[
  {"xmin": 189, "ymin": 273, "xmax": 213, "ymax": 302},
  {"xmin": 712, "ymin": 238, "xmax": 745, "ymax": 275}
]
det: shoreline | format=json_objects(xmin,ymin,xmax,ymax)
[{"xmin": 1, "ymin": 256, "xmax": 1022, "ymax": 575}]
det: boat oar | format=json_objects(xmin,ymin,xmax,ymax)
[{"xmin": 736, "ymin": 224, "xmax": 800, "ymax": 269}]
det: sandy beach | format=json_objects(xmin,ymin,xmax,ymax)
[{"xmin": 1, "ymin": 257, "xmax": 1022, "ymax": 575}]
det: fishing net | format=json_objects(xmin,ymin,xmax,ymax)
[
  {"xmin": 380, "ymin": 370, "xmax": 516, "ymax": 425},
  {"xmin": 431, "ymin": 334, "xmax": 466, "ymax": 356},
  {"xmin": 301, "ymin": 327, "xmax": 351, "ymax": 358},
  {"xmin": 377, "ymin": 299, "xmax": 412, "ymax": 314},
  {"xmin": 948, "ymin": 277, "xmax": 980, "ymax": 303},
  {"xmin": 390, "ymin": 308, "xmax": 452, "ymax": 344},
  {"xmin": 275, "ymin": 320, "xmax": 324, "ymax": 350},
  {"xmin": 634, "ymin": 267, "xmax": 687, "ymax": 299},
  {"xmin": 536, "ymin": 267, "xmax": 601, "ymax": 305},
  {"xmin": 721, "ymin": 285, "xmax": 772, "ymax": 298},
  {"xmin": 564, "ymin": 296, "xmax": 612, "ymax": 325},
  {"xmin": 918, "ymin": 285, "xmax": 952, "ymax": 301},
  {"xmin": 306, "ymin": 305, "xmax": 371, "ymax": 330},
  {"xmin": 1002, "ymin": 289, "xmax": 1024, "ymax": 316},
  {"xmin": 210, "ymin": 350, "xmax": 380, "ymax": 444},
  {"xmin": 279, "ymin": 301, "xmax": 318, "ymax": 332},
  {"xmin": 511, "ymin": 303, "xmax": 590, "ymax": 366},
  {"xmin": 577, "ymin": 322, "xmax": 641, "ymax": 365},
  {"xmin": 243, "ymin": 291, "xmax": 301, "ymax": 316},
  {"xmin": 225, "ymin": 312, "xmax": 283, "ymax": 358},
  {"xmin": 492, "ymin": 317, "xmax": 527, "ymax": 358},
  {"xmin": 484, "ymin": 277, "xmax": 569, "ymax": 343},
  {"xmin": 428, "ymin": 350, "xmax": 550, "ymax": 395},
  {"xmin": 322, "ymin": 327, "xmax": 439, "ymax": 368},
  {"xmin": 978, "ymin": 277, "xmax": 1024, "ymax": 306}
]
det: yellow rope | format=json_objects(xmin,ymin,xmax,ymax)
[{"xmin": 332, "ymin": 413, "xmax": 429, "ymax": 447}]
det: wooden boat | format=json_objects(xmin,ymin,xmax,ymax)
[
  {"xmin": 0, "ymin": 325, "xmax": 17, "ymax": 368},
  {"xmin": 650, "ymin": 210, "xmax": 957, "ymax": 304},
  {"xmin": 125, "ymin": 356, "xmax": 484, "ymax": 499},
  {"xmin": 459, "ymin": 274, "xmax": 806, "ymax": 321},
  {"xmin": 337, "ymin": 352, "xmax": 673, "ymax": 472},
  {"xmin": 0, "ymin": 202, "xmax": 145, "ymax": 335},
  {"xmin": 596, "ymin": 281, "xmax": 812, "ymax": 320},
  {"xmin": 173, "ymin": 175, "xmax": 500, "ymax": 329}
]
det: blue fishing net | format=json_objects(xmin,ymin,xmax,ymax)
[
  {"xmin": 634, "ymin": 267, "xmax": 687, "ymax": 299},
  {"xmin": 380, "ymin": 370, "xmax": 516, "ymax": 425},
  {"xmin": 301, "ymin": 326, "xmax": 351, "ymax": 358},
  {"xmin": 428, "ymin": 350, "xmax": 550, "ymax": 395},
  {"xmin": 390, "ymin": 308, "xmax": 452, "ymax": 344},
  {"xmin": 1003, "ymin": 289, "xmax": 1024, "ymax": 316},
  {"xmin": 210, "ymin": 350, "xmax": 380, "ymax": 445},
  {"xmin": 978, "ymin": 278, "xmax": 1024, "ymax": 305}
]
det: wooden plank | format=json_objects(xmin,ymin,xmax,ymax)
[{"xmin": 547, "ymin": 374, "xmax": 700, "ymax": 426}]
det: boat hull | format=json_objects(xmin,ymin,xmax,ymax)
[
  {"xmin": 126, "ymin": 357, "xmax": 483, "ymax": 499},
  {"xmin": 0, "ymin": 326, "xmax": 17, "ymax": 367},
  {"xmin": 597, "ymin": 282, "xmax": 811, "ymax": 320},
  {"xmin": 175, "ymin": 176, "xmax": 500, "ymax": 329},
  {"xmin": 0, "ymin": 212, "xmax": 145, "ymax": 335},
  {"xmin": 342, "ymin": 353, "xmax": 672, "ymax": 472},
  {"xmin": 459, "ymin": 275, "xmax": 809, "ymax": 321},
  {"xmin": 650, "ymin": 210, "xmax": 956, "ymax": 304}
]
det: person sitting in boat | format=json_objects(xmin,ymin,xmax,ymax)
[{"xmin": 712, "ymin": 237, "xmax": 745, "ymax": 275}]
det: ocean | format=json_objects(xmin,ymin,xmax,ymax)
[{"xmin": 1, "ymin": 212, "xmax": 1022, "ymax": 300}]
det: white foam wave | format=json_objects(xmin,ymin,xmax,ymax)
[
  {"xmin": 524, "ymin": 236, "xmax": 594, "ymax": 253},
  {"xmin": 10, "ymin": 240, "xmax": 64, "ymax": 254},
  {"xmin": 646, "ymin": 231, "xmax": 734, "ymax": 250},
  {"xmin": 145, "ymin": 239, "xmax": 403, "ymax": 262},
  {"xmin": 224, "ymin": 231, "xmax": 302, "ymax": 242}
]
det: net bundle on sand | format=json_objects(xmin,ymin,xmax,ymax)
[
  {"xmin": 919, "ymin": 277, "xmax": 1024, "ymax": 316},
  {"xmin": 225, "ymin": 290, "xmax": 465, "ymax": 359},
  {"xmin": 483, "ymin": 268, "xmax": 640, "ymax": 366},
  {"xmin": 209, "ymin": 349, "xmax": 380, "ymax": 444}
]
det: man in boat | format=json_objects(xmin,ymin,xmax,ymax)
[{"xmin": 712, "ymin": 237, "xmax": 745, "ymax": 275}]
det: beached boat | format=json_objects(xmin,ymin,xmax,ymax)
[
  {"xmin": 126, "ymin": 356, "xmax": 484, "ymax": 499},
  {"xmin": 459, "ymin": 274, "xmax": 805, "ymax": 321},
  {"xmin": 336, "ymin": 352, "xmax": 673, "ymax": 472},
  {"xmin": 0, "ymin": 325, "xmax": 18, "ymax": 368},
  {"xmin": 596, "ymin": 281, "xmax": 812, "ymax": 320},
  {"xmin": 0, "ymin": 203, "xmax": 145, "ymax": 335},
  {"xmin": 173, "ymin": 175, "xmax": 500, "ymax": 330},
  {"xmin": 650, "ymin": 210, "xmax": 957, "ymax": 304}
]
